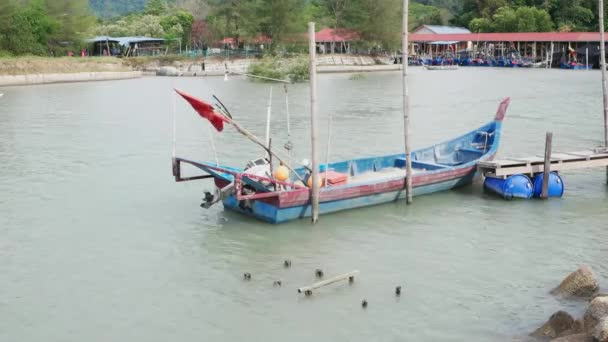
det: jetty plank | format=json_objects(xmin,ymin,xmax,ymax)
[
  {"xmin": 297, "ymin": 270, "xmax": 359, "ymax": 295},
  {"xmin": 478, "ymin": 150, "xmax": 608, "ymax": 177}
]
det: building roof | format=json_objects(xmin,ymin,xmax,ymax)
[
  {"xmin": 410, "ymin": 32, "xmax": 605, "ymax": 43},
  {"xmin": 87, "ymin": 36, "xmax": 165, "ymax": 47},
  {"xmin": 315, "ymin": 28, "xmax": 360, "ymax": 42},
  {"xmin": 414, "ymin": 25, "xmax": 471, "ymax": 34}
]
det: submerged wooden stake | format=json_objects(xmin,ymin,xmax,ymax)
[
  {"xmin": 308, "ymin": 22, "xmax": 320, "ymax": 223},
  {"xmin": 541, "ymin": 132, "xmax": 553, "ymax": 199},
  {"xmin": 297, "ymin": 270, "xmax": 359, "ymax": 296},
  {"xmin": 402, "ymin": 0, "xmax": 413, "ymax": 204}
]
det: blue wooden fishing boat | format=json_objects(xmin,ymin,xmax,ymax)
[
  {"xmin": 560, "ymin": 62, "xmax": 592, "ymax": 70},
  {"xmin": 173, "ymin": 98, "xmax": 511, "ymax": 224}
]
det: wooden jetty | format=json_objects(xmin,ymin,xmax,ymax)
[{"xmin": 478, "ymin": 148, "xmax": 608, "ymax": 178}]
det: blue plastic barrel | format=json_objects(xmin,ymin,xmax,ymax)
[
  {"xmin": 532, "ymin": 172, "xmax": 564, "ymax": 198},
  {"xmin": 483, "ymin": 174, "xmax": 533, "ymax": 200}
]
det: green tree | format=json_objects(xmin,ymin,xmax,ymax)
[
  {"xmin": 0, "ymin": 0, "xmax": 56, "ymax": 55},
  {"xmin": 549, "ymin": 0, "xmax": 594, "ymax": 31},
  {"xmin": 410, "ymin": 2, "xmax": 443, "ymax": 30},
  {"xmin": 160, "ymin": 9, "xmax": 194, "ymax": 44},
  {"xmin": 469, "ymin": 17, "xmax": 494, "ymax": 31},
  {"xmin": 207, "ymin": 0, "xmax": 263, "ymax": 47},
  {"xmin": 145, "ymin": 0, "xmax": 168, "ymax": 15},
  {"xmin": 492, "ymin": 6, "xmax": 518, "ymax": 31},
  {"xmin": 45, "ymin": 0, "xmax": 94, "ymax": 47},
  {"xmin": 469, "ymin": 5, "xmax": 553, "ymax": 32},
  {"xmin": 257, "ymin": 0, "xmax": 304, "ymax": 47}
]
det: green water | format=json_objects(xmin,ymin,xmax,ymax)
[{"xmin": 1, "ymin": 68, "xmax": 607, "ymax": 341}]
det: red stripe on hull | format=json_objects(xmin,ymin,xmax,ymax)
[{"xmin": 277, "ymin": 165, "xmax": 478, "ymax": 208}]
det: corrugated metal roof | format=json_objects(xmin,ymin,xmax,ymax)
[
  {"xmin": 86, "ymin": 36, "xmax": 120, "ymax": 43},
  {"xmin": 410, "ymin": 32, "xmax": 604, "ymax": 42},
  {"xmin": 415, "ymin": 25, "xmax": 471, "ymax": 34},
  {"xmin": 86, "ymin": 36, "xmax": 165, "ymax": 46}
]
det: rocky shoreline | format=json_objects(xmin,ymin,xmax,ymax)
[
  {"xmin": 152, "ymin": 54, "xmax": 398, "ymax": 77},
  {"xmin": 527, "ymin": 266, "xmax": 607, "ymax": 341}
]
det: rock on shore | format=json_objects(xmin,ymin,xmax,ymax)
[
  {"xmin": 551, "ymin": 266, "xmax": 599, "ymax": 299},
  {"xmin": 550, "ymin": 333, "xmax": 593, "ymax": 342},
  {"xmin": 584, "ymin": 297, "xmax": 608, "ymax": 336},
  {"xmin": 531, "ymin": 311, "xmax": 580, "ymax": 339}
]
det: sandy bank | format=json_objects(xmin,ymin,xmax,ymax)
[{"xmin": 0, "ymin": 71, "xmax": 143, "ymax": 87}]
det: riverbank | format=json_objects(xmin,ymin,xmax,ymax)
[
  {"xmin": 0, "ymin": 56, "xmax": 142, "ymax": 86},
  {"xmin": 0, "ymin": 54, "xmax": 395, "ymax": 86},
  {"xmin": 0, "ymin": 71, "xmax": 143, "ymax": 87},
  {"xmin": 0, "ymin": 56, "xmax": 130, "ymax": 75}
]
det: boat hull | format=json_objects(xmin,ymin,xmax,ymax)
[{"xmin": 221, "ymin": 164, "xmax": 482, "ymax": 223}]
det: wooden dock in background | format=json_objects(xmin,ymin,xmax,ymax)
[{"xmin": 478, "ymin": 148, "xmax": 608, "ymax": 178}]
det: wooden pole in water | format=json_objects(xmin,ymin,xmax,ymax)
[
  {"xmin": 549, "ymin": 42, "xmax": 554, "ymax": 68},
  {"xmin": 599, "ymin": 0, "xmax": 608, "ymax": 181},
  {"xmin": 541, "ymin": 132, "xmax": 553, "ymax": 199},
  {"xmin": 402, "ymin": 0, "xmax": 413, "ymax": 204},
  {"xmin": 308, "ymin": 22, "xmax": 320, "ymax": 223},
  {"xmin": 265, "ymin": 86, "xmax": 273, "ymax": 157}
]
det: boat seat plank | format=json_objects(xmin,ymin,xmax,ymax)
[
  {"xmin": 459, "ymin": 147, "xmax": 484, "ymax": 153},
  {"xmin": 411, "ymin": 160, "xmax": 451, "ymax": 170}
]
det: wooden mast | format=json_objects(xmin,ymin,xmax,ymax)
[
  {"xmin": 308, "ymin": 22, "xmax": 320, "ymax": 223},
  {"xmin": 402, "ymin": 0, "xmax": 413, "ymax": 204},
  {"xmin": 600, "ymin": 0, "xmax": 608, "ymax": 183}
]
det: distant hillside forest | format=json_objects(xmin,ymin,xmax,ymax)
[
  {"xmin": 89, "ymin": 0, "xmax": 147, "ymax": 18},
  {"xmin": 0, "ymin": 0, "xmax": 606, "ymax": 57}
]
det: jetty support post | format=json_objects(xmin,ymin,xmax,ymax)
[
  {"xmin": 308, "ymin": 22, "xmax": 320, "ymax": 223},
  {"xmin": 549, "ymin": 42, "xmax": 554, "ymax": 68},
  {"xmin": 600, "ymin": 0, "xmax": 608, "ymax": 182},
  {"xmin": 402, "ymin": 0, "xmax": 413, "ymax": 204},
  {"xmin": 541, "ymin": 132, "xmax": 553, "ymax": 199},
  {"xmin": 297, "ymin": 270, "xmax": 359, "ymax": 296}
]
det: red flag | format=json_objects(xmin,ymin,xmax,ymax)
[{"xmin": 175, "ymin": 89, "xmax": 227, "ymax": 132}]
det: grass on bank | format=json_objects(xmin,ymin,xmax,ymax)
[
  {"xmin": 0, "ymin": 56, "xmax": 131, "ymax": 75},
  {"xmin": 248, "ymin": 55, "xmax": 309, "ymax": 83}
]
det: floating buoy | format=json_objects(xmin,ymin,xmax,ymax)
[
  {"xmin": 273, "ymin": 165, "xmax": 289, "ymax": 182},
  {"xmin": 532, "ymin": 172, "xmax": 564, "ymax": 198},
  {"xmin": 483, "ymin": 174, "xmax": 533, "ymax": 199},
  {"xmin": 315, "ymin": 269, "xmax": 324, "ymax": 278},
  {"xmin": 361, "ymin": 299, "xmax": 368, "ymax": 308},
  {"xmin": 395, "ymin": 286, "xmax": 402, "ymax": 296},
  {"xmin": 307, "ymin": 176, "xmax": 323, "ymax": 188},
  {"xmin": 243, "ymin": 272, "xmax": 251, "ymax": 280},
  {"xmin": 283, "ymin": 260, "xmax": 292, "ymax": 268}
]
